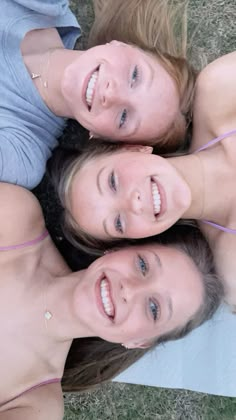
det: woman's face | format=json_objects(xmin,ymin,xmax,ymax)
[
  {"xmin": 74, "ymin": 245, "xmax": 203, "ymax": 347},
  {"xmin": 61, "ymin": 42, "xmax": 180, "ymax": 142},
  {"xmin": 70, "ymin": 149, "xmax": 191, "ymax": 240}
]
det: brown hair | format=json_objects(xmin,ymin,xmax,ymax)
[
  {"xmin": 48, "ymin": 141, "xmax": 132, "ymax": 255},
  {"xmin": 62, "ymin": 225, "xmax": 223, "ymax": 392},
  {"xmin": 88, "ymin": 0, "xmax": 197, "ymax": 151}
]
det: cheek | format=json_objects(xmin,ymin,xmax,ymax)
[{"xmin": 92, "ymin": 112, "xmax": 116, "ymax": 136}]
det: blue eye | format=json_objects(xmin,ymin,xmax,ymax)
[
  {"xmin": 131, "ymin": 65, "xmax": 139, "ymax": 85},
  {"xmin": 119, "ymin": 109, "xmax": 127, "ymax": 128},
  {"xmin": 109, "ymin": 171, "xmax": 117, "ymax": 192},
  {"xmin": 138, "ymin": 255, "xmax": 148, "ymax": 276},
  {"xmin": 115, "ymin": 214, "xmax": 123, "ymax": 234},
  {"xmin": 149, "ymin": 299, "xmax": 159, "ymax": 322}
]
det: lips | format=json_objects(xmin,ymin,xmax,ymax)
[
  {"xmin": 85, "ymin": 67, "xmax": 99, "ymax": 110},
  {"xmin": 96, "ymin": 274, "xmax": 115, "ymax": 320},
  {"xmin": 151, "ymin": 179, "xmax": 161, "ymax": 216},
  {"xmin": 100, "ymin": 277, "xmax": 115, "ymax": 318}
]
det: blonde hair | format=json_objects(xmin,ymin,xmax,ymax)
[{"xmin": 89, "ymin": 0, "xmax": 196, "ymax": 151}]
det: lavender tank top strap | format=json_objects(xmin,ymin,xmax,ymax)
[
  {"xmin": 0, "ymin": 230, "xmax": 49, "ymax": 251},
  {"xmin": 195, "ymin": 129, "xmax": 236, "ymax": 234},
  {"xmin": 0, "ymin": 378, "xmax": 61, "ymax": 408},
  {"xmin": 195, "ymin": 128, "xmax": 236, "ymax": 152}
]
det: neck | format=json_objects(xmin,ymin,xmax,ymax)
[
  {"xmin": 38, "ymin": 269, "xmax": 93, "ymax": 343},
  {"xmin": 38, "ymin": 48, "xmax": 83, "ymax": 117},
  {"xmin": 167, "ymin": 147, "xmax": 231, "ymax": 225}
]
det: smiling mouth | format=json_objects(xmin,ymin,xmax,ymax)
[
  {"xmin": 151, "ymin": 179, "xmax": 161, "ymax": 216},
  {"xmin": 100, "ymin": 277, "xmax": 115, "ymax": 319},
  {"xmin": 85, "ymin": 67, "xmax": 99, "ymax": 110}
]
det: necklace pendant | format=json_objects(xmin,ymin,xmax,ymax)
[
  {"xmin": 31, "ymin": 72, "xmax": 41, "ymax": 80},
  {"xmin": 44, "ymin": 310, "xmax": 52, "ymax": 321}
]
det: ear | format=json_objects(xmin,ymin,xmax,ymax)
[
  {"xmin": 124, "ymin": 340, "xmax": 153, "ymax": 349},
  {"xmin": 120, "ymin": 144, "xmax": 153, "ymax": 154},
  {"xmin": 109, "ymin": 40, "xmax": 125, "ymax": 47},
  {"xmin": 89, "ymin": 131, "xmax": 99, "ymax": 140}
]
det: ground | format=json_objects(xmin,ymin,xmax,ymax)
[{"xmin": 35, "ymin": 0, "xmax": 236, "ymax": 418}]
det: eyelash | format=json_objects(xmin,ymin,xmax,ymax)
[
  {"xmin": 119, "ymin": 109, "xmax": 127, "ymax": 129},
  {"xmin": 109, "ymin": 172, "xmax": 124, "ymax": 234},
  {"xmin": 149, "ymin": 299, "xmax": 159, "ymax": 322},
  {"xmin": 109, "ymin": 171, "xmax": 117, "ymax": 192},
  {"xmin": 131, "ymin": 65, "xmax": 139, "ymax": 86},
  {"xmin": 119, "ymin": 65, "xmax": 139, "ymax": 129},
  {"xmin": 138, "ymin": 255, "xmax": 149, "ymax": 277},
  {"xmin": 115, "ymin": 215, "xmax": 123, "ymax": 234}
]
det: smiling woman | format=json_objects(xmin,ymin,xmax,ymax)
[
  {"xmin": 0, "ymin": 0, "xmax": 195, "ymax": 190},
  {"xmin": 0, "ymin": 184, "xmax": 222, "ymax": 417},
  {"xmin": 61, "ymin": 41, "xmax": 181, "ymax": 142},
  {"xmin": 49, "ymin": 141, "xmax": 191, "ymax": 250}
]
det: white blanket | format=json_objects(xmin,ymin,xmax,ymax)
[{"xmin": 115, "ymin": 304, "xmax": 236, "ymax": 396}]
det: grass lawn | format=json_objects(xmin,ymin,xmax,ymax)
[{"xmin": 63, "ymin": 1, "xmax": 236, "ymax": 418}]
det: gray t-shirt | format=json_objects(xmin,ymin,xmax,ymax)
[{"xmin": 0, "ymin": 0, "xmax": 81, "ymax": 188}]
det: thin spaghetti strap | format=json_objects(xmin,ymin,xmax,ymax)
[
  {"xmin": 195, "ymin": 129, "xmax": 236, "ymax": 153},
  {"xmin": 0, "ymin": 378, "xmax": 61, "ymax": 408},
  {"xmin": 0, "ymin": 230, "xmax": 49, "ymax": 251},
  {"xmin": 201, "ymin": 220, "xmax": 236, "ymax": 235},
  {"xmin": 195, "ymin": 128, "xmax": 236, "ymax": 234}
]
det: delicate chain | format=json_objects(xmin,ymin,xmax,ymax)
[
  {"xmin": 43, "ymin": 280, "xmax": 53, "ymax": 329},
  {"xmin": 30, "ymin": 48, "xmax": 55, "ymax": 88},
  {"xmin": 31, "ymin": 48, "xmax": 59, "ymax": 113}
]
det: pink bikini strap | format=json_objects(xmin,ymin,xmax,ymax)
[
  {"xmin": 200, "ymin": 220, "xmax": 236, "ymax": 235},
  {"xmin": 195, "ymin": 129, "xmax": 236, "ymax": 152},
  {"xmin": 194, "ymin": 129, "xmax": 236, "ymax": 234},
  {"xmin": 0, "ymin": 378, "xmax": 61, "ymax": 407},
  {"xmin": 0, "ymin": 230, "xmax": 49, "ymax": 251}
]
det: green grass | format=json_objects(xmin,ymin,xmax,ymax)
[
  {"xmin": 64, "ymin": 383, "xmax": 236, "ymax": 420},
  {"xmin": 64, "ymin": 1, "xmax": 236, "ymax": 418}
]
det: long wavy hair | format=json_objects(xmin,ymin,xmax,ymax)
[
  {"xmin": 62, "ymin": 224, "xmax": 224, "ymax": 392},
  {"xmin": 88, "ymin": 0, "xmax": 196, "ymax": 151}
]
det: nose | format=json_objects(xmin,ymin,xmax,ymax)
[
  {"xmin": 101, "ymin": 79, "xmax": 117, "ymax": 107},
  {"xmin": 129, "ymin": 190, "xmax": 143, "ymax": 215},
  {"xmin": 120, "ymin": 279, "xmax": 145, "ymax": 304}
]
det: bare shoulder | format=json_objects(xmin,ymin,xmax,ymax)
[
  {"xmin": 0, "ymin": 382, "xmax": 64, "ymax": 420},
  {"xmin": 197, "ymin": 52, "xmax": 236, "ymax": 89},
  {"xmin": 193, "ymin": 52, "xmax": 236, "ymax": 135},
  {"xmin": 0, "ymin": 183, "xmax": 45, "ymax": 246}
]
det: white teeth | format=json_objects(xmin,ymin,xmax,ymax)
[
  {"xmin": 86, "ymin": 70, "xmax": 98, "ymax": 107},
  {"xmin": 151, "ymin": 181, "xmax": 161, "ymax": 215},
  {"xmin": 100, "ymin": 279, "xmax": 114, "ymax": 318}
]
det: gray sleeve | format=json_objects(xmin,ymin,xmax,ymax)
[
  {"xmin": 12, "ymin": 0, "xmax": 70, "ymax": 16},
  {"xmin": 0, "ymin": 130, "xmax": 51, "ymax": 189}
]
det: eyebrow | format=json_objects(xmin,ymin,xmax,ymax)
[
  {"xmin": 146, "ymin": 58, "xmax": 154, "ymax": 89},
  {"xmin": 96, "ymin": 166, "xmax": 105, "ymax": 195},
  {"xmin": 103, "ymin": 219, "xmax": 113, "ymax": 238},
  {"xmin": 166, "ymin": 296, "xmax": 173, "ymax": 321},
  {"xmin": 152, "ymin": 251, "xmax": 162, "ymax": 269}
]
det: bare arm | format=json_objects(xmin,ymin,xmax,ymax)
[
  {"xmin": 0, "ymin": 382, "xmax": 64, "ymax": 420},
  {"xmin": 192, "ymin": 52, "xmax": 236, "ymax": 149}
]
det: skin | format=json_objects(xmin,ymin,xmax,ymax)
[
  {"xmin": 0, "ymin": 183, "xmax": 203, "ymax": 419},
  {"xmin": 74, "ymin": 244, "xmax": 203, "ymax": 346},
  {"xmin": 22, "ymin": 30, "xmax": 180, "ymax": 142},
  {"xmin": 70, "ymin": 147, "xmax": 191, "ymax": 240},
  {"xmin": 70, "ymin": 53, "xmax": 236, "ymax": 308},
  {"xmin": 191, "ymin": 51, "xmax": 236, "ymax": 307},
  {"xmin": 61, "ymin": 41, "xmax": 180, "ymax": 141}
]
